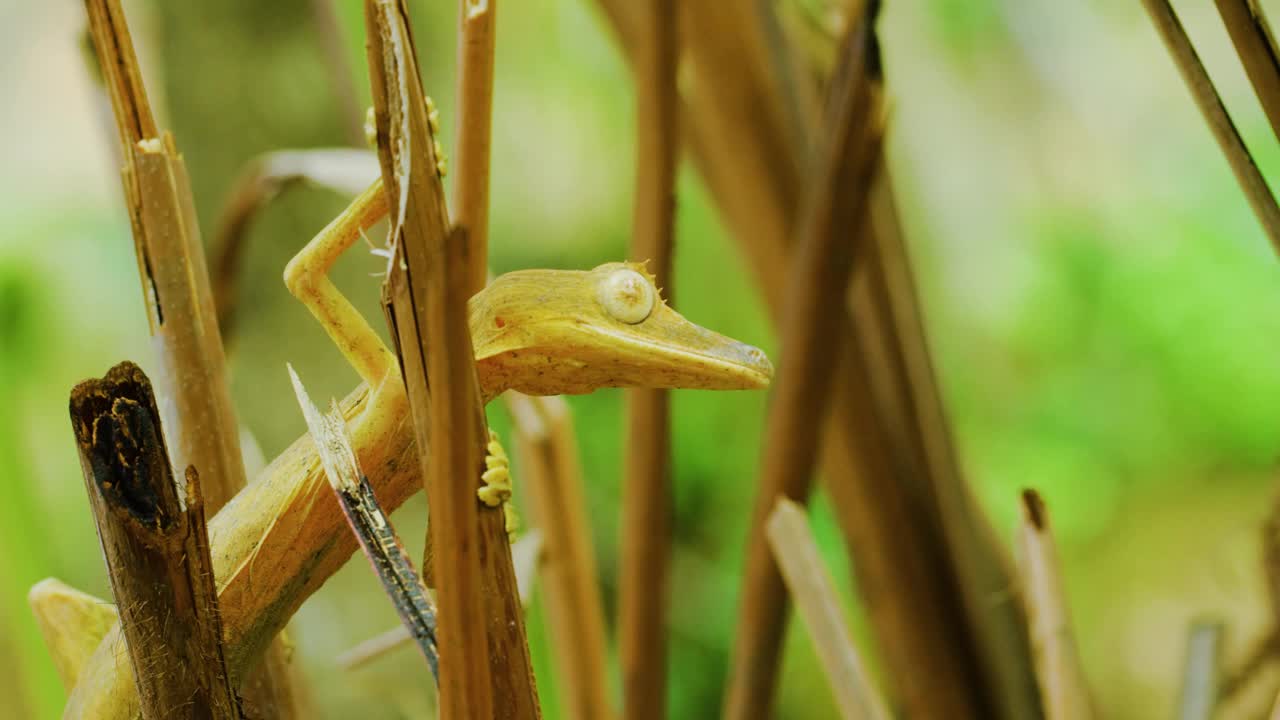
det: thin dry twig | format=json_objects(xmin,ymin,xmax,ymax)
[
  {"xmin": 1015, "ymin": 490, "xmax": 1094, "ymax": 720},
  {"xmin": 69, "ymin": 362, "xmax": 242, "ymax": 720},
  {"xmin": 620, "ymin": 1, "xmax": 678, "ymax": 717},
  {"xmin": 1215, "ymin": 0, "xmax": 1280, "ymax": 145},
  {"xmin": 365, "ymin": 0, "xmax": 539, "ymax": 715},
  {"xmin": 288, "ymin": 366, "xmax": 439, "ymax": 679},
  {"xmin": 312, "ymin": 0, "xmax": 367, "ymax": 146},
  {"xmin": 507, "ymin": 393, "xmax": 613, "ymax": 720},
  {"xmin": 1141, "ymin": 0, "xmax": 1280, "ymax": 256},
  {"xmin": 80, "ymin": 1, "xmax": 302, "ymax": 714},
  {"xmin": 722, "ymin": 9, "xmax": 883, "ymax": 716},
  {"xmin": 1178, "ymin": 620, "xmax": 1225, "ymax": 720},
  {"xmin": 596, "ymin": 1, "xmax": 1041, "ymax": 714},
  {"xmin": 454, "ymin": 0, "xmax": 497, "ymax": 293},
  {"xmin": 766, "ymin": 499, "xmax": 891, "ymax": 720}
]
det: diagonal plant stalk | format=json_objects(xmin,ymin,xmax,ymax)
[
  {"xmin": 79, "ymin": 1, "xmax": 303, "ymax": 715},
  {"xmin": 1215, "ymin": 0, "xmax": 1280, "ymax": 146},
  {"xmin": 365, "ymin": 0, "xmax": 540, "ymax": 716}
]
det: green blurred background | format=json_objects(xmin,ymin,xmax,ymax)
[{"xmin": 5, "ymin": 0, "xmax": 1280, "ymax": 717}]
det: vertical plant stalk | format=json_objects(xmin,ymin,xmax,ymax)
[
  {"xmin": 722, "ymin": 13, "xmax": 882, "ymax": 718},
  {"xmin": 594, "ymin": 1, "xmax": 1041, "ymax": 714},
  {"xmin": 1015, "ymin": 491, "xmax": 1094, "ymax": 720},
  {"xmin": 69, "ymin": 362, "xmax": 242, "ymax": 720},
  {"xmin": 455, "ymin": 0, "xmax": 497, "ymax": 293},
  {"xmin": 312, "ymin": 0, "xmax": 367, "ymax": 146},
  {"xmin": 1141, "ymin": 0, "xmax": 1280, "ymax": 256},
  {"xmin": 507, "ymin": 393, "xmax": 614, "ymax": 720},
  {"xmin": 766, "ymin": 499, "xmax": 891, "ymax": 720},
  {"xmin": 620, "ymin": 0, "xmax": 678, "ymax": 717},
  {"xmin": 81, "ymin": 1, "xmax": 302, "ymax": 715},
  {"xmin": 1214, "ymin": 0, "xmax": 1280, "ymax": 145},
  {"xmin": 365, "ymin": 1, "xmax": 540, "ymax": 716}
]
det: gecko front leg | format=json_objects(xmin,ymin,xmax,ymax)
[{"xmin": 478, "ymin": 430, "xmax": 519, "ymax": 542}]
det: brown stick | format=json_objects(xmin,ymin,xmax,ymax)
[
  {"xmin": 365, "ymin": 1, "xmax": 540, "ymax": 716},
  {"xmin": 69, "ymin": 362, "xmax": 242, "ymax": 720},
  {"xmin": 722, "ymin": 12, "xmax": 882, "ymax": 718},
  {"xmin": 766, "ymin": 500, "xmax": 892, "ymax": 720},
  {"xmin": 1015, "ymin": 491, "xmax": 1094, "ymax": 720},
  {"xmin": 620, "ymin": 1, "xmax": 678, "ymax": 717},
  {"xmin": 82, "ymin": 1, "xmax": 302, "ymax": 714},
  {"xmin": 312, "ymin": 0, "xmax": 367, "ymax": 146},
  {"xmin": 507, "ymin": 393, "xmax": 613, "ymax": 720},
  {"xmin": 454, "ymin": 0, "xmax": 497, "ymax": 294},
  {"xmin": 1141, "ymin": 0, "xmax": 1280, "ymax": 256},
  {"xmin": 597, "ymin": 1, "xmax": 1040, "ymax": 714},
  {"xmin": 1215, "ymin": 0, "xmax": 1280, "ymax": 145}
]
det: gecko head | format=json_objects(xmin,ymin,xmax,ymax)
[{"xmin": 469, "ymin": 262, "xmax": 773, "ymax": 399}]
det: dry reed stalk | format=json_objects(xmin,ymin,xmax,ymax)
[
  {"xmin": 1015, "ymin": 491, "xmax": 1094, "ymax": 720},
  {"xmin": 1215, "ymin": 0, "xmax": 1280, "ymax": 144},
  {"xmin": 312, "ymin": 0, "xmax": 367, "ymax": 146},
  {"xmin": 454, "ymin": 0, "xmax": 497, "ymax": 293},
  {"xmin": 593, "ymin": 1, "xmax": 1040, "ymax": 714},
  {"xmin": 722, "ymin": 13, "xmax": 882, "ymax": 716},
  {"xmin": 507, "ymin": 393, "xmax": 614, "ymax": 720},
  {"xmin": 1179, "ymin": 621, "xmax": 1224, "ymax": 720},
  {"xmin": 365, "ymin": 1, "xmax": 539, "ymax": 715},
  {"xmin": 81, "ymin": 2, "xmax": 302, "ymax": 714},
  {"xmin": 1141, "ymin": 0, "xmax": 1280, "ymax": 256},
  {"xmin": 28, "ymin": 581, "xmax": 118, "ymax": 692},
  {"xmin": 766, "ymin": 499, "xmax": 891, "ymax": 720},
  {"xmin": 69, "ymin": 362, "xmax": 241, "ymax": 720},
  {"xmin": 620, "ymin": 1, "xmax": 678, "ymax": 717}
]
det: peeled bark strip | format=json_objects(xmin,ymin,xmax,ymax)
[{"xmin": 69, "ymin": 362, "xmax": 241, "ymax": 720}]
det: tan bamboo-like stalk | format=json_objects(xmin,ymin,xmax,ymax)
[
  {"xmin": 1015, "ymin": 490, "xmax": 1094, "ymax": 720},
  {"xmin": 81, "ymin": 1, "xmax": 301, "ymax": 714},
  {"xmin": 1141, "ymin": 0, "xmax": 1280, "ymax": 256},
  {"xmin": 620, "ymin": 0, "xmax": 678, "ymax": 717},
  {"xmin": 722, "ymin": 12, "xmax": 882, "ymax": 716},
  {"xmin": 593, "ymin": 1, "xmax": 1041, "ymax": 714},
  {"xmin": 1214, "ymin": 0, "xmax": 1280, "ymax": 145},
  {"xmin": 311, "ymin": 0, "xmax": 366, "ymax": 146},
  {"xmin": 455, "ymin": 0, "xmax": 497, "ymax": 293},
  {"xmin": 70, "ymin": 362, "xmax": 241, "ymax": 720},
  {"xmin": 767, "ymin": 499, "xmax": 892, "ymax": 720},
  {"xmin": 507, "ymin": 393, "xmax": 614, "ymax": 720},
  {"xmin": 366, "ymin": 1, "xmax": 539, "ymax": 715}
]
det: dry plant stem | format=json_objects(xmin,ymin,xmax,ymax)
[
  {"xmin": 766, "ymin": 500, "xmax": 891, "ymax": 720},
  {"xmin": 1214, "ymin": 0, "xmax": 1280, "ymax": 145},
  {"xmin": 621, "ymin": 1, "xmax": 678, "ymax": 718},
  {"xmin": 82, "ymin": 2, "xmax": 300, "ymax": 714},
  {"xmin": 365, "ymin": 1, "xmax": 540, "ymax": 715},
  {"xmin": 455, "ymin": 0, "xmax": 497, "ymax": 293},
  {"xmin": 1015, "ymin": 490, "xmax": 1094, "ymax": 720},
  {"xmin": 596, "ymin": 1, "xmax": 1039, "ymax": 714},
  {"xmin": 69, "ymin": 362, "xmax": 241, "ymax": 720},
  {"xmin": 1141, "ymin": 0, "xmax": 1280, "ymax": 256},
  {"xmin": 722, "ymin": 13, "xmax": 881, "ymax": 718},
  {"xmin": 507, "ymin": 393, "xmax": 614, "ymax": 720},
  {"xmin": 28, "ymin": 580, "xmax": 118, "ymax": 692},
  {"xmin": 289, "ymin": 369, "xmax": 439, "ymax": 678},
  {"xmin": 1179, "ymin": 621, "xmax": 1224, "ymax": 720},
  {"xmin": 312, "ymin": 0, "xmax": 367, "ymax": 146}
]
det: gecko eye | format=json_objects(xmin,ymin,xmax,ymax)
[{"xmin": 599, "ymin": 268, "xmax": 655, "ymax": 324}]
